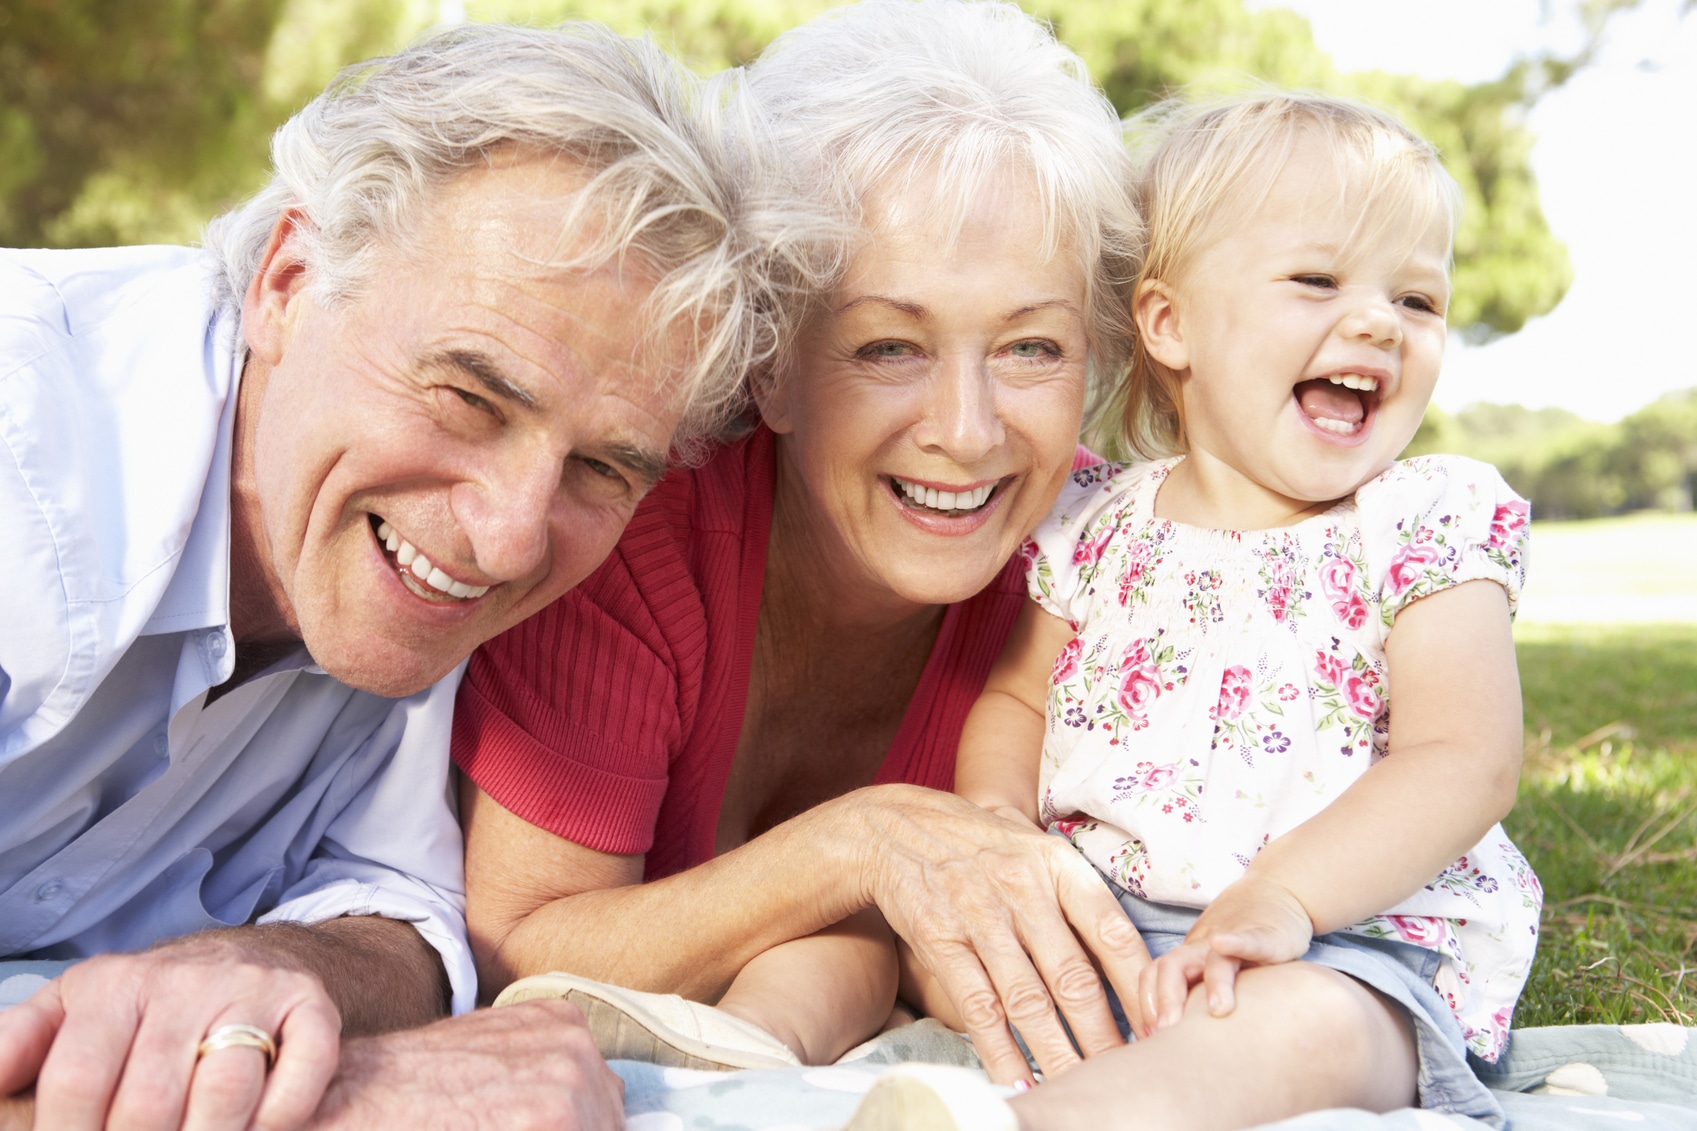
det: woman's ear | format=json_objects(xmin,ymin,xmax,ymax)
[
  {"xmin": 1133, "ymin": 279, "xmax": 1190, "ymax": 374},
  {"xmin": 242, "ymin": 208, "xmax": 315, "ymax": 365},
  {"xmin": 750, "ymin": 363, "xmax": 796, "ymax": 435}
]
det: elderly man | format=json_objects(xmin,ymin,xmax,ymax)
[{"xmin": 0, "ymin": 21, "xmax": 804, "ymax": 1130}]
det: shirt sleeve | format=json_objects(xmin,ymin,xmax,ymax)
[
  {"xmin": 1023, "ymin": 461, "xmax": 1131, "ymax": 627},
  {"xmin": 1359, "ymin": 455, "xmax": 1530, "ymax": 634},
  {"xmin": 452, "ymin": 566, "xmax": 679, "ymax": 857},
  {"xmin": 258, "ymin": 663, "xmax": 478, "ymax": 1015}
]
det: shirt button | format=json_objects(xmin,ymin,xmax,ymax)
[
  {"xmin": 208, "ymin": 633, "xmax": 228, "ymax": 658},
  {"xmin": 153, "ymin": 733, "xmax": 169, "ymax": 756},
  {"xmin": 34, "ymin": 881, "xmax": 63, "ymax": 901}
]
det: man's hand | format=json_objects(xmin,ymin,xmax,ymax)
[
  {"xmin": 855, "ymin": 786, "xmax": 1150, "ymax": 1086},
  {"xmin": 0, "ymin": 940, "xmax": 340, "ymax": 1131},
  {"xmin": 1138, "ymin": 873, "xmax": 1313, "ymax": 1036},
  {"xmin": 309, "ymin": 1000, "xmax": 623, "ymax": 1130}
]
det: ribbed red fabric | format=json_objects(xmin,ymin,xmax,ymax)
[{"xmin": 454, "ymin": 425, "xmax": 1092, "ymax": 880}]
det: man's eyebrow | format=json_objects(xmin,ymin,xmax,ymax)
[
  {"xmin": 427, "ymin": 348, "xmax": 538, "ymax": 409},
  {"xmin": 602, "ymin": 442, "xmax": 671, "ymax": 487}
]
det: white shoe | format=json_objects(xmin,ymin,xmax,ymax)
[
  {"xmin": 841, "ymin": 1065, "xmax": 1020, "ymax": 1131},
  {"xmin": 493, "ymin": 970, "xmax": 803, "ymax": 1071}
]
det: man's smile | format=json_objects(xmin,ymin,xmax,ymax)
[{"xmin": 370, "ymin": 514, "xmax": 490, "ymax": 601}]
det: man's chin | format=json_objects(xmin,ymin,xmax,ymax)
[{"xmin": 306, "ymin": 635, "xmax": 468, "ymax": 699}]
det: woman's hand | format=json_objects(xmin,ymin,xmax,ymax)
[
  {"xmin": 849, "ymin": 784, "xmax": 1150, "ymax": 1085},
  {"xmin": 1137, "ymin": 873, "xmax": 1313, "ymax": 1036}
]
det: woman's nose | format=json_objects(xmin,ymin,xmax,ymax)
[{"xmin": 914, "ymin": 355, "xmax": 1005, "ymax": 463}]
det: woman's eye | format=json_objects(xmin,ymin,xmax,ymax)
[
  {"xmin": 862, "ymin": 340, "xmax": 916, "ymax": 359},
  {"xmin": 1008, "ymin": 340, "xmax": 1057, "ymax": 359}
]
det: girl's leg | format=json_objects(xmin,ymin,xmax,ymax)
[
  {"xmin": 716, "ymin": 907, "xmax": 899, "ymax": 1065},
  {"xmin": 1010, "ymin": 961, "xmax": 1416, "ymax": 1131}
]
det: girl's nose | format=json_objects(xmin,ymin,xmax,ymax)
[{"xmin": 1341, "ymin": 298, "xmax": 1403, "ymax": 348}]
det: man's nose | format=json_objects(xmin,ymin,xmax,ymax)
[
  {"xmin": 451, "ymin": 449, "xmax": 558, "ymax": 582},
  {"xmin": 913, "ymin": 355, "xmax": 1005, "ymax": 464}
]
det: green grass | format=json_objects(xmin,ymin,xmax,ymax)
[{"xmin": 1507, "ymin": 622, "xmax": 1697, "ymax": 1028}]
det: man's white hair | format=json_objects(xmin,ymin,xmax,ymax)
[
  {"xmin": 743, "ymin": 0, "xmax": 1142, "ymax": 388},
  {"xmin": 204, "ymin": 21, "xmax": 829, "ymax": 451}
]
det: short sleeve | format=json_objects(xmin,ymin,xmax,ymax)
[
  {"xmin": 1357, "ymin": 455, "xmax": 1529, "ymax": 631},
  {"xmin": 1022, "ymin": 461, "xmax": 1136, "ymax": 627},
  {"xmin": 452, "ymin": 570, "xmax": 680, "ymax": 856}
]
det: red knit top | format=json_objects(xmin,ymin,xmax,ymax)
[{"xmin": 453, "ymin": 426, "xmax": 1057, "ymax": 881}]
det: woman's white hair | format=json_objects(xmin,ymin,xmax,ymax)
[
  {"xmin": 742, "ymin": 0, "xmax": 1142, "ymax": 391},
  {"xmin": 204, "ymin": 21, "xmax": 832, "ymax": 453}
]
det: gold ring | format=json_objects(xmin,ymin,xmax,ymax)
[{"xmin": 196, "ymin": 1024, "xmax": 278, "ymax": 1070}]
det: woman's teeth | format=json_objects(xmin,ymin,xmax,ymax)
[
  {"xmin": 375, "ymin": 520, "xmax": 489, "ymax": 600},
  {"xmin": 892, "ymin": 477, "xmax": 994, "ymax": 514}
]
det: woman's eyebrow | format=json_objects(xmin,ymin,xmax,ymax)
[{"xmin": 835, "ymin": 294, "xmax": 927, "ymax": 318}]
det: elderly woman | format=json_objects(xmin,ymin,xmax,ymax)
[{"xmin": 454, "ymin": 0, "xmax": 1143, "ymax": 1085}]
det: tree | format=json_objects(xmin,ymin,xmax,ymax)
[{"xmin": 0, "ymin": 0, "xmax": 1650, "ymax": 340}]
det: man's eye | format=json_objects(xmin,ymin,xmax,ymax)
[
  {"xmin": 581, "ymin": 456, "xmax": 621, "ymax": 480},
  {"xmin": 454, "ymin": 388, "xmax": 493, "ymax": 412}
]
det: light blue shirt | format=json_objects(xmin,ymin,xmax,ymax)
[{"xmin": 0, "ymin": 246, "xmax": 474, "ymax": 1013}]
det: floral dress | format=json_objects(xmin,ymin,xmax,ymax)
[{"xmin": 1024, "ymin": 454, "xmax": 1542, "ymax": 1062}]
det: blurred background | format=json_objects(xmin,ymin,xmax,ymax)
[{"xmin": 4, "ymin": 0, "xmax": 1693, "ymax": 1028}]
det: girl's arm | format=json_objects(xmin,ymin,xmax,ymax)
[
  {"xmin": 1146, "ymin": 580, "xmax": 1523, "ymax": 1028},
  {"xmin": 954, "ymin": 599, "xmax": 1077, "ymax": 824}
]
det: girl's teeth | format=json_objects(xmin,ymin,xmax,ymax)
[
  {"xmin": 1312, "ymin": 417, "xmax": 1359, "ymax": 435},
  {"xmin": 1325, "ymin": 374, "xmax": 1379, "ymax": 391}
]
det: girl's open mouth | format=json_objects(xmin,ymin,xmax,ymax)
[{"xmin": 1293, "ymin": 373, "xmax": 1381, "ymax": 437}]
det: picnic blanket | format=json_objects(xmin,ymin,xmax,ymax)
[
  {"xmin": 613, "ymin": 1019, "xmax": 1697, "ymax": 1130},
  {"xmin": 6, "ymin": 963, "xmax": 1694, "ymax": 1128}
]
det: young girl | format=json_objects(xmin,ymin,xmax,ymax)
[{"xmin": 906, "ymin": 91, "xmax": 1541, "ymax": 1130}]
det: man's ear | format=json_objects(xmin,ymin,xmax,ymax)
[
  {"xmin": 1133, "ymin": 279, "xmax": 1190, "ymax": 374},
  {"xmin": 749, "ymin": 363, "xmax": 795, "ymax": 435},
  {"xmin": 242, "ymin": 209, "xmax": 314, "ymax": 365}
]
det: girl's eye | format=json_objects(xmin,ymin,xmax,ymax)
[
  {"xmin": 1292, "ymin": 274, "xmax": 1337, "ymax": 290},
  {"xmin": 1399, "ymin": 294, "xmax": 1440, "ymax": 315}
]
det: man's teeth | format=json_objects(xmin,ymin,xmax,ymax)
[
  {"xmin": 892, "ymin": 477, "xmax": 994, "ymax": 513},
  {"xmin": 375, "ymin": 521, "xmax": 489, "ymax": 600},
  {"xmin": 1311, "ymin": 417, "xmax": 1360, "ymax": 435},
  {"xmin": 1325, "ymin": 373, "xmax": 1379, "ymax": 392}
]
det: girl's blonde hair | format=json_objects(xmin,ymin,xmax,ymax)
[{"xmin": 1117, "ymin": 90, "xmax": 1463, "ymax": 458}]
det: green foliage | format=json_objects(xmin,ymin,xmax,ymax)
[
  {"xmin": 1408, "ymin": 389, "xmax": 1697, "ymax": 518},
  {"xmin": 1507, "ymin": 623, "xmax": 1697, "ymax": 1028},
  {"xmin": 0, "ymin": 0, "xmax": 1620, "ymax": 337}
]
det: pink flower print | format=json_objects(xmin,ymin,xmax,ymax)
[
  {"xmin": 1318, "ymin": 555, "xmax": 1356, "ymax": 604},
  {"xmin": 1117, "ymin": 640, "xmax": 1163, "ymax": 723},
  {"xmin": 1385, "ymin": 541, "xmax": 1444, "ymax": 595},
  {"xmin": 1333, "ymin": 593, "xmax": 1369, "ymax": 630},
  {"xmin": 1141, "ymin": 762, "xmax": 1176, "ymax": 791},
  {"xmin": 1215, "ymin": 665, "xmax": 1253, "ymax": 721},
  {"xmin": 1277, "ymin": 683, "xmax": 1299, "ymax": 702},
  {"xmin": 1314, "ymin": 650, "xmax": 1347, "ymax": 686},
  {"xmin": 1343, "ymin": 675, "xmax": 1383, "ymax": 721},
  {"xmin": 1489, "ymin": 500, "xmax": 1530, "ymax": 549},
  {"xmin": 1116, "ymin": 541, "xmax": 1154, "ymax": 606},
  {"xmin": 1020, "ymin": 537, "xmax": 1041, "ymax": 570},
  {"xmin": 1265, "ymin": 584, "xmax": 1293, "ymax": 622},
  {"xmin": 1051, "ymin": 637, "xmax": 1082, "ymax": 683},
  {"xmin": 1072, "ymin": 526, "xmax": 1112, "ymax": 566},
  {"xmin": 1385, "ymin": 915, "xmax": 1447, "ymax": 947}
]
